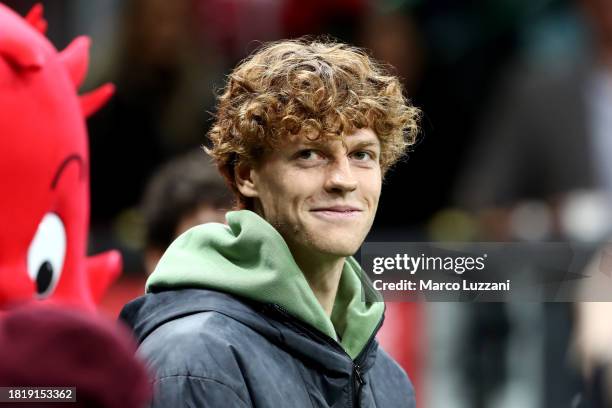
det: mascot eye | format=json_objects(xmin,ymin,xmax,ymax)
[{"xmin": 27, "ymin": 213, "xmax": 66, "ymax": 298}]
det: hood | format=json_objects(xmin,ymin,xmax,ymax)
[{"xmin": 144, "ymin": 210, "xmax": 384, "ymax": 359}]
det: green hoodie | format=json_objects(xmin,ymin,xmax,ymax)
[{"xmin": 145, "ymin": 210, "xmax": 384, "ymax": 360}]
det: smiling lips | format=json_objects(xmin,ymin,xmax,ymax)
[{"xmin": 310, "ymin": 206, "xmax": 363, "ymax": 219}]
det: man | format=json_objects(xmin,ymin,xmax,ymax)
[{"xmin": 120, "ymin": 38, "xmax": 420, "ymax": 407}]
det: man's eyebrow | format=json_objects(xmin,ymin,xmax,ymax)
[
  {"xmin": 292, "ymin": 139, "xmax": 328, "ymax": 149},
  {"xmin": 297, "ymin": 138, "xmax": 379, "ymax": 148},
  {"xmin": 342, "ymin": 139, "xmax": 381, "ymax": 153},
  {"xmin": 349, "ymin": 140, "xmax": 380, "ymax": 149},
  {"xmin": 51, "ymin": 154, "xmax": 84, "ymax": 190}
]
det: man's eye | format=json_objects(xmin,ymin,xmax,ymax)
[
  {"xmin": 297, "ymin": 150, "xmax": 323, "ymax": 160},
  {"xmin": 351, "ymin": 151, "xmax": 374, "ymax": 161}
]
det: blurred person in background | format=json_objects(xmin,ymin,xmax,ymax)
[
  {"xmin": 141, "ymin": 149, "xmax": 233, "ymax": 274},
  {"xmin": 98, "ymin": 150, "xmax": 233, "ymax": 315},
  {"xmin": 574, "ymin": 299, "xmax": 612, "ymax": 407},
  {"xmin": 120, "ymin": 38, "xmax": 420, "ymax": 407}
]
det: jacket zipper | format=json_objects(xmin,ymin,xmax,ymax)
[
  {"xmin": 353, "ymin": 363, "xmax": 365, "ymax": 407},
  {"xmin": 264, "ymin": 303, "xmax": 385, "ymax": 408}
]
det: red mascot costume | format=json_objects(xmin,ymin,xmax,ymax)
[{"xmin": 0, "ymin": 3, "xmax": 121, "ymax": 310}]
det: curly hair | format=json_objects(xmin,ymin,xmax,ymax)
[{"xmin": 206, "ymin": 37, "xmax": 421, "ymax": 209}]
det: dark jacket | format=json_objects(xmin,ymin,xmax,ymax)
[{"xmin": 120, "ymin": 288, "xmax": 416, "ymax": 408}]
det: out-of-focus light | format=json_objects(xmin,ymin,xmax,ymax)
[
  {"xmin": 427, "ymin": 208, "xmax": 478, "ymax": 242},
  {"xmin": 113, "ymin": 208, "xmax": 145, "ymax": 250},
  {"xmin": 509, "ymin": 200, "xmax": 553, "ymax": 241},
  {"xmin": 559, "ymin": 190, "xmax": 612, "ymax": 243},
  {"xmin": 375, "ymin": 0, "xmax": 421, "ymax": 13}
]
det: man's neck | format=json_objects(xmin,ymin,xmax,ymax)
[{"xmin": 291, "ymin": 249, "xmax": 345, "ymax": 317}]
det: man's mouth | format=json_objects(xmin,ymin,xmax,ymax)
[{"xmin": 310, "ymin": 206, "xmax": 363, "ymax": 219}]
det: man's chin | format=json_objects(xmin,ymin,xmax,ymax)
[
  {"xmin": 296, "ymin": 223, "xmax": 368, "ymax": 257},
  {"xmin": 310, "ymin": 238, "xmax": 361, "ymax": 258}
]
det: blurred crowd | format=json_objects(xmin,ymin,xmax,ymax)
[{"xmin": 3, "ymin": 0, "xmax": 612, "ymax": 407}]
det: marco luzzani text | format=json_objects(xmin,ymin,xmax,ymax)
[{"xmin": 371, "ymin": 253, "xmax": 511, "ymax": 292}]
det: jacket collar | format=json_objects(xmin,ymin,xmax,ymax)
[{"xmin": 120, "ymin": 288, "xmax": 383, "ymax": 374}]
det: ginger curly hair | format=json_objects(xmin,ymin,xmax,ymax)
[{"xmin": 206, "ymin": 38, "xmax": 420, "ymax": 209}]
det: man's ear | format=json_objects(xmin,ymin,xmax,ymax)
[{"xmin": 234, "ymin": 160, "xmax": 259, "ymax": 198}]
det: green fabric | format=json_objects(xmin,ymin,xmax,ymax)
[{"xmin": 145, "ymin": 210, "xmax": 384, "ymax": 359}]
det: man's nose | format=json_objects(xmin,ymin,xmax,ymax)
[{"xmin": 324, "ymin": 157, "xmax": 358, "ymax": 193}]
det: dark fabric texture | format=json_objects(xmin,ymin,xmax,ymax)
[{"xmin": 120, "ymin": 288, "xmax": 415, "ymax": 408}]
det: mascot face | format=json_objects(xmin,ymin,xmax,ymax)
[{"xmin": 0, "ymin": 3, "xmax": 120, "ymax": 310}]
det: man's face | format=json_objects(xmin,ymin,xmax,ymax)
[{"xmin": 239, "ymin": 128, "xmax": 382, "ymax": 258}]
